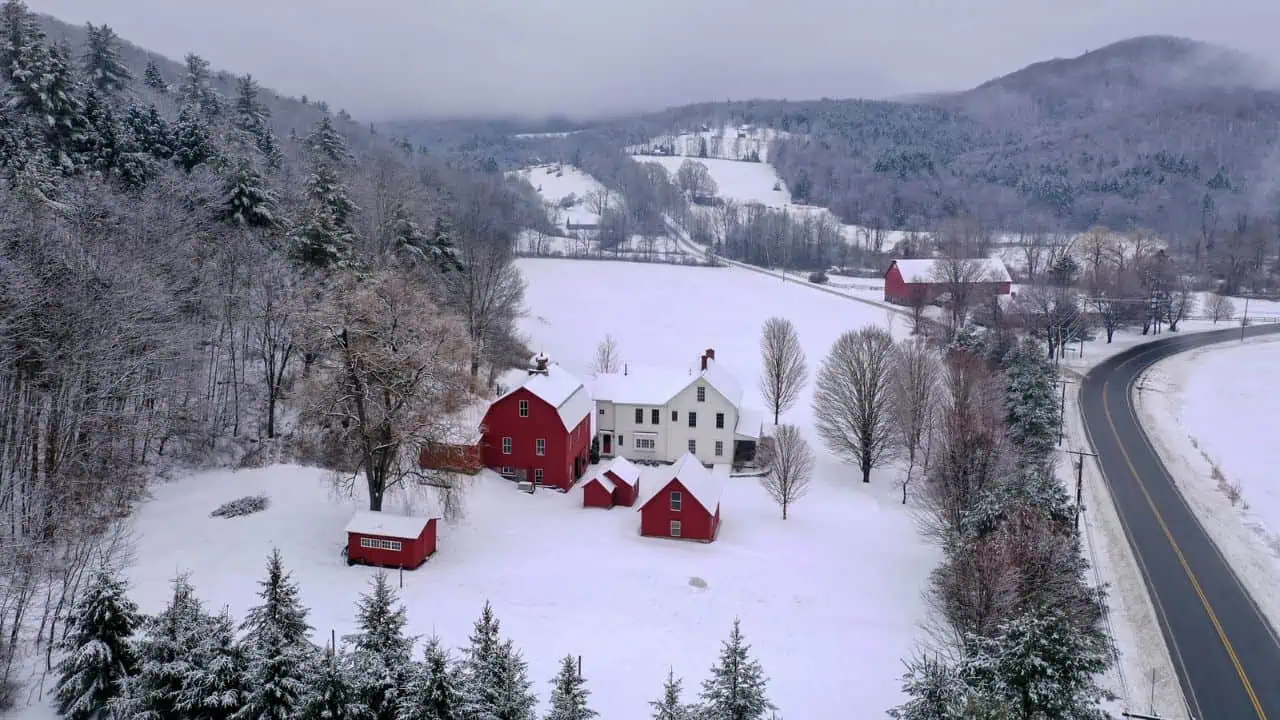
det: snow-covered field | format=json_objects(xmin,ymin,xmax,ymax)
[
  {"xmin": 509, "ymin": 164, "xmax": 605, "ymax": 227},
  {"xmin": 1135, "ymin": 334, "xmax": 1280, "ymax": 648}
]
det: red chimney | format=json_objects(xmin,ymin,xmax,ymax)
[{"xmin": 701, "ymin": 348, "xmax": 715, "ymax": 371}]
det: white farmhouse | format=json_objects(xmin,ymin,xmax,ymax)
[{"xmin": 591, "ymin": 349, "xmax": 764, "ymax": 466}]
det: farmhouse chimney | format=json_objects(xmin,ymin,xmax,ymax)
[{"xmin": 701, "ymin": 348, "xmax": 715, "ymax": 371}]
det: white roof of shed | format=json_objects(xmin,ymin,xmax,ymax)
[
  {"xmin": 604, "ymin": 456, "xmax": 641, "ymax": 487},
  {"xmin": 640, "ymin": 452, "xmax": 722, "ymax": 511},
  {"xmin": 344, "ymin": 511, "xmax": 431, "ymax": 539},
  {"xmin": 584, "ymin": 474, "xmax": 616, "ymax": 493},
  {"xmin": 891, "ymin": 257, "xmax": 1012, "ymax": 284},
  {"xmin": 498, "ymin": 365, "xmax": 592, "ymax": 431}
]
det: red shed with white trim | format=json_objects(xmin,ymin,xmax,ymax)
[
  {"xmin": 345, "ymin": 511, "xmax": 437, "ymax": 569},
  {"xmin": 638, "ymin": 453, "xmax": 721, "ymax": 542},
  {"xmin": 582, "ymin": 457, "xmax": 643, "ymax": 509}
]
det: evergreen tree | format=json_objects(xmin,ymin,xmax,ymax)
[
  {"xmin": 490, "ymin": 640, "xmax": 536, "ymax": 720},
  {"xmin": 233, "ymin": 74, "xmax": 281, "ymax": 167},
  {"xmin": 79, "ymin": 88, "xmax": 122, "ymax": 173},
  {"xmin": 115, "ymin": 573, "xmax": 210, "ymax": 720},
  {"xmin": 297, "ymin": 650, "xmax": 370, "ymax": 720},
  {"xmin": 345, "ymin": 573, "xmax": 415, "ymax": 720},
  {"xmin": 126, "ymin": 102, "xmax": 175, "ymax": 160},
  {"xmin": 544, "ymin": 655, "xmax": 596, "ymax": 720},
  {"xmin": 1003, "ymin": 337, "xmax": 1061, "ymax": 465},
  {"xmin": 456, "ymin": 602, "xmax": 535, "ymax": 720},
  {"xmin": 54, "ymin": 566, "xmax": 141, "ymax": 720},
  {"xmin": 398, "ymin": 637, "xmax": 459, "ymax": 720},
  {"xmin": 173, "ymin": 101, "xmax": 216, "ymax": 172},
  {"xmin": 178, "ymin": 609, "xmax": 247, "ymax": 720},
  {"xmin": 888, "ymin": 655, "xmax": 988, "ymax": 720},
  {"xmin": 306, "ymin": 114, "xmax": 352, "ymax": 167},
  {"xmin": 81, "ymin": 23, "xmax": 131, "ymax": 95},
  {"xmin": 235, "ymin": 548, "xmax": 315, "ymax": 720},
  {"xmin": 697, "ymin": 619, "xmax": 775, "ymax": 720},
  {"xmin": 143, "ymin": 57, "xmax": 168, "ymax": 92},
  {"xmin": 396, "ymin": 210, "xmax": 462, "ymax": 273},
  {"xmin": 649, "ymin": 668, "xmax": 691, "ymax": 720},
  {"xmin": 0, "ymin": 0, "xmax": 41, "ymax": 81},
  {"xmin": 291, "ymin": 161, "xmax": 358, "ymax": 268},
  {"xmin": 220, "ymin": 155, "xmax": 279, "ymax": 228},
  {"xmin": 1, "ymin": 20, "xmax": 88, "ymax": 173},
  {"xmin": 179, "ymin": 52, "xmax": 222, "ymax": 119}
]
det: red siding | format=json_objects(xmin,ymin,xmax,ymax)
[
  {"xmin": 480, "ymin": 387, "xmax": 591, "ymax": 490},
  {"xmin": 605, "ymin": 470, "xmax": 639, "ymax": 507},
  {"xmin": 883, "ymin": 262, "xmax": 1011, "ymax": 305},
  {"xmin": 638, "ymin": 479, "xmax": 719, "ymax": 542},
  {"xmin": 582, "ymin": 479, "xmax": 615, "ymax": 508},
  {"xmin": 347, "ymin": 518, "xmax": 437, "ymax": 569},
  {"xmin": 419, "ymin": 442, "xmax": 483, "ymax": 474}
]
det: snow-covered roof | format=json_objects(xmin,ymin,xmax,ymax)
[
  {"xmin": 593, "ymin": 360, "xmax": 744, "ymax": 409},
  {"xmin": 640, "ymin": 453, "xmax": 722, "ymax": 511},
  {"xmin": 584, "ymin": 474, "xmax": 616, "ymax": 493},
  {"xmin": 344, "ymin": 511, "xmax": 431, "ymax": 539},
  {"xmin": 890, "ymin": 258, "xmax": 1012, "ymax": 284},
  {"xmin": 498, "ymin": 364, "xmax": 592, "ymax": 431},
  {"xmin": 603, "ymin": 456, "xmax": 641, "ymax": 488},
  {"xmin": 734, "ymin": 407, "xmax": 764, "ymax": 440}
]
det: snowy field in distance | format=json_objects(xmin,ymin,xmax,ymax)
[
  {"xmin": 509, "ymin": 164, "xmax": 605, "ymax": 226},
  {"xmin": 641, "ymin": 155, "xmax": 791, "ymax": 207}
]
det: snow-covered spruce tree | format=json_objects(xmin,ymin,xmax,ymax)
[
  {"xmin": 1002, "ymin": 337, "xmax": 1060, "ymax": 466},
  {"xmin": 887, "ymin": 654, "xmax": 1000, "ymax": 720},
  {"xmin": 344, "ymin": 573, "xmax": 416, "ymax": 720},
  {"xmin": 1, "ymin": 15, "xmax": 88, "ymax": 173},
  {"xmin": 179, "ymin": 52, "xmax": 222, "ymax": 119},
  {"xmin": 296, "ymin": 649, "xmax": 370, "ymax": 720},
  {"xmin": 306, "ymin": 114, "xmax": 353, "ymax": 167},
  {"xmin": 235, "ymin": 548, "xmax": 316, "ymax": 720},
  {"xmin": 292, "ymin": 158, "xmax": 358, "ymax": 268},
  {"xmin": 398, "ymin": 636, "xmax": 460, "ymax": 720},
  {"xmin": 79, "ymin": 88, "xmax": 122, "ymax": 175},
  {"xmin": 114, "ymin": 573, "xmax": 211, "ymax": 720},
  {"xmin": 544, "ymin": 655, "xmax": 596, "ymax": 720},
  {"xmin": 177, "ymin": 608, "xmax": 247, "ymax": 720},
  {"xmin": 456, "ymin": 602, "xmax": 535, "ymax": 720},
  {"xmin": 220, "ymin": 154, "xmax": 279, "ymax": 229},
  {"xmin": 697, "ymin": 619, "xmax": 775, "ymax": 720},
  {"xmin": 143, "ymin": 58, "xmax": 167, "ymax": 92},
  {"xmin": 395, "ymin": 212, "xmax": 462, "ymax": 273},
  {"xmin": 80, "ymin": 22, "xmax": 131, "ymax": 96},
  {"xmin": 173, "ymin": 101, "xmax": 217, "ymax": 172},
  {"xmin": 233, "ymin": 74, "xmax": 281, "ymax": 167},
  {"xmin": 54, "ymin": 566, "xmax": 141, "ymax": 720},
  {"xmin": 649, "ymin": 668, "xmax": 692, "ymax": 720},
  {"xmin": 490, "ymin": 640, "xmax": 537, "ymax": 720},
  {"xmin": 126, "ymin": 103, "xmax": 174, "ymax": 160}
]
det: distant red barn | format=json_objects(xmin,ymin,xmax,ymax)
[
  {"xmin": 582, "ymin": 457, "xmax": 642, "ymax": 509},
  {"xmin": 480, "ymin": 353, "xmax": 593, "ymax": 491},
  {"xmin": 883, "ymin": 258, "xmax": 1012, "ymax": 306},
  {"xmin": 638, "ymin": 453, "xmax": 721, "ymax": 542},
  {"xmin": 419, "ymin": 401, "xmax": 488, "ymax": 475},
  {"xmin": 345, "ymin": 511, "xmax": 437, "ymax": 569}
]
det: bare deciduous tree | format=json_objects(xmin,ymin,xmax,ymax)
[
  {"xmin": 302, "ymin": 271, "xmax": 472, "ymax": 514},
  {"xmin": 253, "ymin": 258, "xmax": 297, "ymax": 439},
  {"xmin": 890, "ymin": 339, "xmax": 943, "ymax": 505},
  {"xmin": 812, "ymin": 326, "xmax": 896, "ymax": 483},
  {"xmin": 761, "ymin": 424, "xmax": 814, "ymax": 519},
  {"xmin": 583, "ymin": 189, "xmax": 612, "ymax": 217},
  {"xmin": 1206, "ymin": 293, "xmax": 1236, "ymax": 323},
  {"xmin": 592, "ymin": 334, "xmax": 622, "ymax": 375},
  {"xmin": 675, "ymin": 159, "xmax": 718, "ymax": 199},
  {"xmin": 443, "ymin": 235, "xmax": 526, "ymax": 379},
  {"xmin": 758, "ymin": 317, "xmax": 807, "ymax": 424}
]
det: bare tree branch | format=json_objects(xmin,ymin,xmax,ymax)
[
  {"xmin": 812, "ymin": 326, "xmax": 896, "ymax": 483},
  {"xmin": 760, "ymin": 424, "xmax": 814, "ymax": 519},
  {"xmin": 758, "ymin": 317, "xmax": 808, "ymax": 424}
]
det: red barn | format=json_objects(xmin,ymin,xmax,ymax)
[
  {"xmin": 480, "ymin": 353, "xmax": 593, "ymax": 491},
  {"xmin": 345, "ymin": 511, "xmax": 437, "ymax": 569},
  {"xmin": 883, "ymin": 258, "xmax": 1011, "ymax": 306},
  {"xmin": 418, "ymin": 401, "xmax": 488, "ymax": 475},
  {"xmin": 582, "ymin": 457, "xmax": 642, "ymax": 509},
  {"xmin": 638, "ymin": 453, "xmax": 721, "ymax": 542}
]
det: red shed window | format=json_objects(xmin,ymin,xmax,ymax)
[
  {"xmin": 535, "ymin": 438, "xmax": 546, "ymax": 456},
  {"xmin": 670, "ymin": 520, "xmax": 682, "ymax": 537},
  {"xmin": 669, "ymin": 491, "xmax": 682, "ymax": 511},
  {"xmin": 359, "ymin": 537, "xmax": 403, "ymax": 551},
  {"xmin": 518, "ymin": 399, "xmax": 529, "ymax": 417}
]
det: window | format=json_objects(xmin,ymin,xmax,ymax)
[
  {"xmin": 501, "ymin": 466, "xmax": 513, "ymax": 476},
  {"xmin": 716, "ymin": 412, "xmax": 725, "ymax": 429},
  {"xmin": 651, "ymin": 408, "xmax": 660, "ymax": 424},
  {"xmin": 535, "ymin": 438, "xmax": 546, "ymax": 456},
  {"xmin": 359, "ymin": 537, "xmax": 403, "ymax": 552},
  {"xmin": 502, "ymin": 437, "xmax": 513, "ymax": 454},
  {"xmin": 599, "ymin": 408, "xmax": 605, "ymax": 415},
  {"xmin": 635, "ymin": 408, "xmax": 644, "ymax": 423},
  {"xmin": 688, "ymin": 439, "xmax": 697, "ymax": 454},
  {"xmin": 671, "ymin": 410, "xmax": 678, "ymax": 421},
  {"xmin": 534, "ymin": 469, "xmax": 544, "ymax": 484},
  {"xmin": 696, "ymin": 386, "xmax": 706, "ymax": 402},
  {"xmin": 518, "ymin": 399, "xmax": 529, "ymax": 417},
  {"xmin": 715, "ymin": 441, "xmax": 724, "ymax": 457},
  {"xmin": 669, "ymin": 491, "xmax": 682, "ymax": 511},
  {"xmin": 619, "ymin": 435, "xmax": 624, "ymax": 446},
  {"xmin": 635, "ymin": 436, "xmax": 656, "ymax": 450},
  {"xmin": 688, "ymin": 412, "xmax": 697, "ymax": 428},
  {"xmin": 670, "ymin": 520, "xmax": 682, "ymax": 537}
]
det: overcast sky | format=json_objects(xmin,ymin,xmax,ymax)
[{"xmin": 29, "ymin": 0, "xmax": 1280, "ymax": 120}]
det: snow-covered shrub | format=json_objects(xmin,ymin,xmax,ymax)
[{"xmin": 210, "ymin": 495, "xmax": 270, "ymax": 518}]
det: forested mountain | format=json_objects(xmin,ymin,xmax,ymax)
[{"xmin": 0, "ymin": 3, "xmax": 540, "ymax": 703}]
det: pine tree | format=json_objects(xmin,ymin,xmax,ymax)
[
  {"xmin": 79, "ymin": 88, "xmax": 122, "ymax": 173},
  {"xmin": 178, "ymin": 608, "xmax": 247, "ymax": 720},
  {"xmin": 291, "ymin": 161, "xmax": 358, "ymax": 268},
  {"xmin": 398, "ymin": 637, "xmax": 459, "ymax": 720},
  {"xmin": 173, "ymin": 101, "xmax": 216, "ymax": 172},
  {"xmin": 235, "ymin": 548, "xmax": 315, "ymax": 720},
  {"xmin": 456, "ymin": 602, "xmax": 535, "ymax": 720},
  {"xmin": 143, "ymin": 58, "xmax": 168, "ymax": 92},
  {"xmin": 234, "ymin": 74, "xmax": 281, "ymax": 167},
  {"xmin": 888, "ymin": 655, "xmax": 986, "ymax": 720},
  {"xmin": 126, "ymin": 102, "xmax": 175, "ymax": 160},
  {"xmin": 81, "ymin": 23, "xmax": 131, "ymax": 95},
  {"xmin": 344, "ymin": 573, "xmax": 415, "ymax": 720},
  {"xmin": 697, "ymin": 619, "xmax": 775, "ymax": 720},
  {"xmin": 179, "ymin": 52, "xmax": 222, "ymax": 119},
  {"xmin": 115, "ymin": 573, "xmax": 210, "ymax": 720},
  {"xmin": 1003, "ymin": 337, "xmax": 1061, "ymax": 465},
  {"xmin": 649, "ymin": 668, "xmax": 691, "ymax": 720},
  {"xmin": 0, "ymin": 0, "xmax": 42, "ymax": 81},
  {"xmin": 306, "ymin": 114, "xmax": 352, "ymax": 167},
  {"xmin": 396, "ymin": 210, "xmax": 462, "ymax": 273},
  {"xmin": 220, "ymin": 155, "xmax": 279, "ymax": 228},
  {"xmin": 544, "ymin": 655, "xmax": 596, "ymax": 720},
  {"xmin": 296, "ymin": 650, "xmax": 370, "ymax": 720},
  {"xmin": 490, "ymin": 640, "xmax": 536, "ymax": 720},
  {"xmin": 54, "ymin": 566, "xmax": 141, "ymax": 720},
  {"xmin": 1, "ymin": 16, "xmax": 88, "ymax": 174}
]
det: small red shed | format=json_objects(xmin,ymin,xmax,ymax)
[
  {"xmin": 638, "ymin": 453, "xmax": 721, "ymax": 542},
  {"xmin": 583, "ymin": 457, "xmax": 643, "ymax": 509},
  {"xmin": 582, "ymin": 475, "xmax": 617, "ymax": 508},
  {"xmin": 883, "ymin": 258, "xmax": 1012, "ymax": 306},
  {"xmin": 345, "ymin": 511, "xmax": 438, "ymax": 569}
]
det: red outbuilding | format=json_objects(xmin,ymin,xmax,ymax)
[
  {"xmin": 345, "ymin": 511, "xmax": 438, "ymax": 569},
  {"xmin": 582, "ymin": 457, "xmax": 642, "ymax": 509},
  {"xmin": 883, "ymin": 258, "xmax": 1012, "ymax": 306},
  {"xmin": 637, "ymin": 452, "xmax": 721, "ymax": 542},
  {"xmin": 480, "ymin": 353, "xmax": 593, "ymax": 491},
  {"xmin": 419, "ymin": 401, "xmax": 488, "ymax": 475}
]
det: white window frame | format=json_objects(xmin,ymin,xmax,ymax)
[
  {"xmin": 670, "ymin": 520, "xmax": 682, "ymax": 537},
  {"xmin": 634, "ymin": 408, "xmax": 644, "ymax": 424},
  {"xmin": 359, "ymin": 537, "xmax": 403, "ymax": 552},
  {"xmin": 670, "ymin": 490, "xmax": 682, "ymax": 511},
  {"xmin": 634, "ymin": 435, "xmax": 656, "ymax": 451},
  {"xmin": 518, "ymin": 399, "xmax": 529, "ymax": 417},
  {"xmin": 535, "ymin": 438, "xmax": 546, "ymax": 456},
  {"xmin": 696, "ymin": 386, "xmax": 706, "ymax": 402},
  {"xmin": 534, "ymin": 468, "xmax": 544, "ymax": 484},
  {"xmin": 501, "ymin": 466, "xmax": 514, "ymax": 476},
  {"xmin": 715, "ymin": 440, "xmax": 724, "ymax": 457},
  {"xmin": 502, "ymin": 437, "xmax": 513, "ymax": 454}
]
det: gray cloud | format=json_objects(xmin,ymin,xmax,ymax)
[{"xmin": 29, "ymin": 0, "xmax": 1280, "ymax": 120}]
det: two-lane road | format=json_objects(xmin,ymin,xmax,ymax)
[{"xmin": 1081, "ymin": 323, "xmax": 1280, "ymax": 719}]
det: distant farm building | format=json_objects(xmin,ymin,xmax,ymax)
[
  {"xmin": 345, "ymin": 511, "xmax": 438, "ymax": 569},
  {"xmin": 582, "ymin": 456, "xmax": 642, "ymax": 509},
  {"xmin": 566, "ymin": 220, "xmax": 599, "ymax": 231},
  {"xmin": 480, "ymin": 353, "xmax": 593, "ymax": 490},
  {"xmin": 418, "ymin": 401, "xmax": 488, "ymax": 475},
  {"xmin": 638, "ymin": 453, "xmax": 722, "ymax": 542},
  {"xmin": 883, "ymin": 258, "xmax": 1011, "ymax": 306}
]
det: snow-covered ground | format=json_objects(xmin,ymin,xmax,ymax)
[
  {"xmin": 509, "ymin": 164, "xmax": 605, "ymax": 227},
  {"xmin": 641, "ymin": 155, "xmax": 791, "ymax": 207},
  {"xmin": 1134, "ymin": 334, "xmax": 1280, "ymax": 654}
]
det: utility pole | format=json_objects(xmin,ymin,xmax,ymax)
[
  {"xmin": 1066, "ymin": 448, "xmax": 1098, "ymax": 531},
  {"xmin": 1057, "ymin": 377, "xmax": 1075, "ymax": 446}
]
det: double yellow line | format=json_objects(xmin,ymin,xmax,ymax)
[{"xmin": 1094, "ymin": 343, "xmax": 1269, "ymax": 719}]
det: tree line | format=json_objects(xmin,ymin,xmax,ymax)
[{"xmin": 52, "ymin": 550, "xmax": 780, "ymax": 720}]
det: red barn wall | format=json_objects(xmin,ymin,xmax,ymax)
[
  {"xmin": 480, "ymin": 387, "xmax": 590, "ymax": 490},
  {"xmin": 639, "ymin": 479, "xmax": 719, "ymax": 542},
  {"xmin": 582, "ymin": 480, "xmax": 614, "ymax": 508},
  {"xmin": 606, "ymin": 470, "xmax": 639, "ymax": 506},
  {"xmin": 347, "ymin": 519, "xmax": 436, "ymax": 570},
  {"xmin": 883, "ymin": 264, "xmax": 907, "ymax": 304}
]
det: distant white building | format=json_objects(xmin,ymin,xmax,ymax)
[{"xmin": 591, "ymin": 349, "xmax": 763, "ymax": 466}]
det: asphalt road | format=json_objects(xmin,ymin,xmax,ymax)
[{"xmin": 1080, "ymin": 322, "xmax": 1280, "ymax": 720}]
